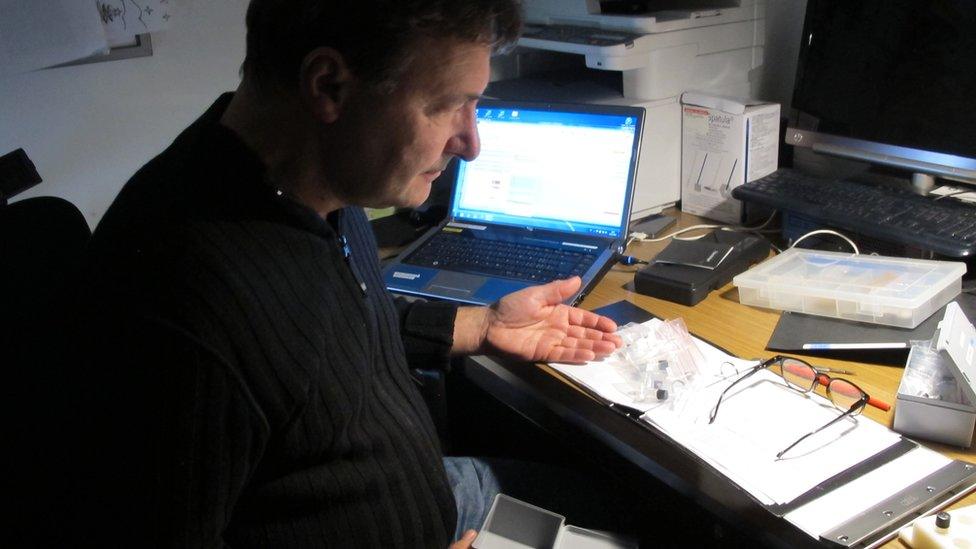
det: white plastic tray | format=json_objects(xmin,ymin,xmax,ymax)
[{"xmin": 732, "ymin": 249, "xmax": 966, "ymax": 328}]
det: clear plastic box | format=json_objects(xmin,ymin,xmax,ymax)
[{"xmin": 732, "ymin": 249, "xmax": 966, "ymax": 328}]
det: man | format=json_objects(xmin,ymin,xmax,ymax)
[{"xmin": 48, "ymin": 1, "xmax": 623, "ymax": 547}]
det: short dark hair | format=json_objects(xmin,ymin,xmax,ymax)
[{"xmin": 242, "ymin": 0, "xmax": 522, "ymax": 93}]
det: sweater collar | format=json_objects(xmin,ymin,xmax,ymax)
[{"xmin": 197, "ymin": 93, "xmax": 341, "ymax": 240}]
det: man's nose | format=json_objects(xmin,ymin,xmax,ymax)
[{"xmin": 446, "ymin": 107, "xmax": 480, "ymax": 162}]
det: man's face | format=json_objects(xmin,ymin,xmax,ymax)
[{"xmin": 323, "ymin": 38, "xmax": 490, "ymax": 209}]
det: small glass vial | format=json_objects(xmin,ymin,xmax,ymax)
[{"xmin": 651, "ymin": 359, "xmax": 670, "ymax": 401}]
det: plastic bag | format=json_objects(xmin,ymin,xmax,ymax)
[
  {"xmin": 611, "ymin": 318, "xmax": 707, "ymax": 406},
  {"xmin": 902, "ymin": 339, "xmax": 966, "ymax": 404}
]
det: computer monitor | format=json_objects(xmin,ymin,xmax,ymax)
[{"xmin": 786, "ymin": 0, "xmax": 976, "ymax": 192}]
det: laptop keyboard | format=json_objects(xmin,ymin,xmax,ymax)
[{"xmin": 405, "ymin": 232, "xmax": 599, "ymax": 283}]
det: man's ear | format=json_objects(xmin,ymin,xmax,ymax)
[{"xmin": 299, "ymin": 47, "xmax": 353, "ymax": 124}]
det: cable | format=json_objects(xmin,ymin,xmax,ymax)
[
  {"xmin": 791, "ymin": 229, "xmax": 860, "ymax": 255},
  {"xmin": 933, "ymin": 189, "xmax": 975, "ymax": 201},
  {"xmin": 616, "ymin": 255, "xmax": 648, "ymax": 266},
  {"xmin": 630, "ymin": 222, "xmax": 725, "ymax": 243},
  {"xmin": 627, "ymin": 211, "xmax": 778, "ymax": 244}
]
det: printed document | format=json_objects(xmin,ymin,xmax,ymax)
[{"xmin": 551, "ymin": 318, "xmax": 903, "ymax": 506}]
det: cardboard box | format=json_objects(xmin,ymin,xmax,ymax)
[{"xmin": 680, "ymin": 92, "xmax": 780, "ymax": 224}]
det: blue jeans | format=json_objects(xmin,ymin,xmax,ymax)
[{"xmin": 442, "ymin": 457, "xmax": 502, "ymax": 540}]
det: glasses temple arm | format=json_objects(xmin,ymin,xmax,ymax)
[
  {"xmin": 775, "ymin": 399, "xmax": 866, "ymax": 459},
  {"xmin": 708, "ymin": 365, "xmax": 763, "ymax": 424}
]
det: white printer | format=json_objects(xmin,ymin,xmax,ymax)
[{"xmin": 488, "ymin": 0, "xmax": 766, "ymax": 220}]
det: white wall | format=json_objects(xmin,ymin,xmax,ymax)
[
  {"xmin": 0, "ymin": 0, "xmax": 806, "ymax": 230},
  {"xmin": 0, "ymin": 1, "xmax": 248, "ymax": 230}
]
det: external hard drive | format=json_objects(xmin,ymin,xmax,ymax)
[{"xmin": 634, "ymin": 231, "xmax": 770, "ymax": 306}]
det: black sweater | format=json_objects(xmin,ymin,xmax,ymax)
[{"xmin": 63, "ymin": 95, "xmax": 460, "ymax": 547}]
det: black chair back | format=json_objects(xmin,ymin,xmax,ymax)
[
  {"xmin": 1, "ymin": 196, "xmax": 90, "ymax": 546},
  {"xmin": 0, "ymin": 196, "xmax": 90, "ymax": 341}
]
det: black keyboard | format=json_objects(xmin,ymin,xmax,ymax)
[
  {"xmin": 732, "ymin": 168, "xmax": 976, "ymax": 257},
  {"xmin": 405, "ymin": 232, "xmax": 598, "ymax": 283}
]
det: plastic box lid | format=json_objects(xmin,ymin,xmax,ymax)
[{"xmin": 732, "ymin": 249, "xmax": 967, "ymax": 328}]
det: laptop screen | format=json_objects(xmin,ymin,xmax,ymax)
[{"xmin": 450, "ymin": 100, "xmax": 643, "ymax": 239}]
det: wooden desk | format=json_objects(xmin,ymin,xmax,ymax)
[{"xmin": 462, "ymin": 209, "xmax": 976, "ymax": 548}]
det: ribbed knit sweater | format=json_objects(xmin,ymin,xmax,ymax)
[{"xmin": 67, "ymin": 94, "xmax": 460, "ymax": 547}]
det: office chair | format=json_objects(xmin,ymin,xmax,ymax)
[
  {"xmin": 1, "ymin": 196, "xmax": 90, "ymax": 546},
  {"xmin": 1, "ymin": 196, "xmax": 91, "ymax": 340},
  {"xmin": 0, "ymin": 195, "xmax": 91, "ymax": 398}
]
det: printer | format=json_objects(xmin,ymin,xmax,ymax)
[{"xmin": 487, "ymin": 0, "xmax": 766, "ymax": 220}]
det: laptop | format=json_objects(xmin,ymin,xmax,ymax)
[{"xmin": 382, "ymin": 99, "xmax": 645, "ymax": 305}]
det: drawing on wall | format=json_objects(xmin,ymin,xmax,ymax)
[
  {"xmin": 0, "ymin": 0, "xmax": 107, "ymax": 75},
  {"xmin": 96, "ymin": 0, "xmax": 173, "ymax": 46},
  {"xmin": 0, "ymin": 0, "xmax": 177, "ymax": 75}
]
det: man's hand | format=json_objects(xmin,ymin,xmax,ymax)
[
  {"xmin": 453, "ymin": 277, "xmax": 622, "ymax": 363},
  {"xmin": 450, "ymin": 529, "xmax": 478, "ymax": 548}
]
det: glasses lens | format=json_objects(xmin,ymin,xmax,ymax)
[
  {"xmin": 779, "ymin": 358, "xmax": 817, "ymax": 391},
  {"xmin": 828, "ymin": 379, "xmax": 865, "ymax": 414}
]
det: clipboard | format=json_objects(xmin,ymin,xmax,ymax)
[
  {"xmin": 577, "ymin": 300, "xmax": 976, "ymax": 547},
  {"xmin": 765, "ymin": 293, "xmax": 976, "ymax": 366}
]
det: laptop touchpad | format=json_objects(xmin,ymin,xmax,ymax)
[{"xmin": 427, "ymin": 271, "xmax": 485, "ymax": 299}]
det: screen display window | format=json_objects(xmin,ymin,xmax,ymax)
[{"xmin": 451, "ymin": 108, "xmax": 638, "ymax": 238}]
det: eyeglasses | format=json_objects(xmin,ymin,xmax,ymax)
[{"xmin": 708, "ymin": 355, "xmax": 870, "ymax": 459}]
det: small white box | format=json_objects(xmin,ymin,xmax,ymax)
[
  {"xmin": 473, "ymin": 494, "xmax": 636, "ymax": 549},
  {"xmin": 732, "ymin": 249, "xmax": 966, "ymax": 329},
  {"xmin": 680, "ymin": 92, "xmax": 780, "ymax": 224}
]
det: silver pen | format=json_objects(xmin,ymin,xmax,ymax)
[{"xmin": 814, "ymin": 366, "xmax": 855, "ymax": 375}]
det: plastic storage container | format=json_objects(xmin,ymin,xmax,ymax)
[
  {"xmin": 895, "ymin": 343, "xmax": 976, "ymax": 447},
  {"xmin": 732, "ymin": 249, "xmax": 966, "ymax": 328},
  {"xmin": 895, "ymin": 302, "xmax": 976, "ymax": 446}
]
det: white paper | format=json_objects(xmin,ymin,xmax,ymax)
[
  {"xmin": 552, "ymin": 319, "xmax": 903, "ymax": 506},
  {"xmin": 95, "ymin": 0, "xmax": 174, "ymax": 45},
  {"xmin": 646, "ymin": 373, "xmax": 903, "ymax": 505},
  {"xmin": 784, "ymin": 445, "xmax": 950, "ymax": 539},
  {"xmin": 0, "ymin": 0, "xmax": 109, "ymax": 76}
]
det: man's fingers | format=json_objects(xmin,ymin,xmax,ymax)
[
  {"xmin": 549, "ymin": 347, "xmax": 597, "ymax": 364},
  {"xmin": 548, "ymin": 344, "xmax": 614, "ymax": 363},
  {"xmin": 565, "ymin": 325, "xmax": 597, "ymax": 341},
  {"xmin": 591, "ymin": 339, "xmax": 619, "ymax": 354},
  {"xmin": 566, "ymin": 307, "xmax": 618, "ymax": 332},
  {"xmin": 549, "ymin": 335, "xmax": 618, "ymax": 357},
  {"xmin": 449, "ymin": 530, "xmax": 478, "ymax": 549},
  {"xmin": 539, "ymin": 276, "xmax": 582, "ymax": 304},
  {"xmin": 557, "ymin": 336, "xmax": 594, "ymax": 350},
  {"xmin": 566, "ymin": 325, "xmax": 620, "ymax": 343}
]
